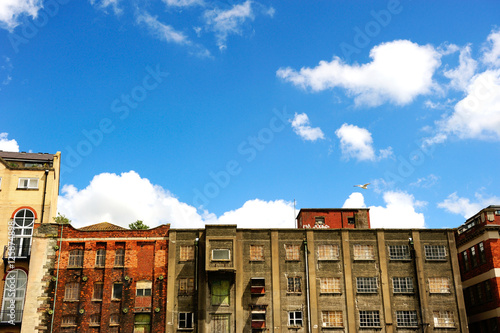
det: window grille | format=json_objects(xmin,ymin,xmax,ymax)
[
  {"xmin": 353, "ymin": 245, "xmax": 374, "ymax": 260},
  {"xmin": 321, "ymin": 311, "xmax": 343, "ymax": 327},
  {"xmin": 287, "ymin": 277, "xmax": 302, "ymax": 293},
  {"xmin": 392, "ymin": 277, "xmax": 414, "ymax": 293},
  {"xmin": 285, "ymin": 245, "xmax": 300, "ymax": 261},
  {"xmin": 320, "ymin": 277, "xmax": 341, "ymax": 294},
  {"xmin": 388, "ymin": 245, "xmax": 410, "ymax": 260},
  {"xmin": 396, "ymin": 311, "xmax": 418, "ymax": 327},
  {"xmin": 428, "ymin": 277, "xmax": 450, "ymax": 293},
  {"xmin": 356, "ymin": 277, "xmax": 378, "ymax": 293},
  {"xmin": 359, "ymin": 311, "xmax": 380, "ymax": 327},
  {"xmin": 424, "ymin": 245, "xmax": 446, "ymax": 260},
  {"xmin": 318, "ymin": 245, "xmax": 339, "ymax": 260},
  {"xmin": 433, "ymin": 311, "xmax": 455, "ymax": 328}
]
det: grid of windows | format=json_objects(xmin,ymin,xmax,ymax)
[
  {"xmin": 64, "ymin": 282, "xmax": 80, "ymax": 301},
  {"xmin": 179, "ymin": 245, "xmax": 195, "ymax": 261},
  {"xmin": 285, "ymin": 245, "xmax": 300, "ymax": 261},
  {"xmin": 392, "ymin": 277, "xmax": 414, "ymax": 293},
  {"xmin": 61, "ymin": 315, "xmax": 76, "ymax": 326},
  {"xmin": 388, "ymin": 245, "xmax": 410, "ymax": 260},
  {"xmin": 179, "ymin": 312, "xmax": 193, "ymax": 329},
  {"xmin": 92, "ymin": 283, "xmax": 103, "ymax": 300},
  {"xmin": 396, "ymin": 311, "xmax": 418, "ymax": 327},
  {"xmin": 68, "ymin": 249, "xmax": 84, "ymax": 267},
  {"xmin": 179, "ymin": 278, "xmax": 195, "ymax": 295},
  {"xmin": 433, "ymin": 311, "xmax": 455, "ymax": 328},
  {"xmin": 288, "ymin": 311, "xmax": 303, "ymax": 326},
  {"xmin": 359, "ymin": 311, "xmax": 380, "ymax": 327},
  {"xmin": 318, "ymin": 245, "xmax": 339, "ymax": 260},
  {"xmin": 287, "ymin": 277, "xmax": 302, "ymax": 293},
  {"xmin": 95, "ymin": 249, "xmax": 106, "ymax": 267},
  {"xmin": 322, "ymin": 311, "xmax": 343, "ymax": 327},
  {"xmin": 320, "ymin": 277, "xmax": 341, "ymax": 294},
  {"xmin": 112, "ymin": 283, "xmax": 123, "ymax": 299},
  {"xmin": 114, "ymin": 248, "xmax": 125, "ymax": 267},
  {"xmin": 428, "ymin": 277, "xmax": 450, "ymax": 293},
  {"xmin": 249, "ymin": 245, "xmax": 264, "ymax": 261},
  {"xmin": 424, "ymin": 245, "xmax": 446, "ymax": 260},
  {"xmin": 356, "ymin": 277, "xmax": 378, "ymax": 293},
  {"xmin": 353, "ymin": 245, "xmax": 374, "ymax": 260}
]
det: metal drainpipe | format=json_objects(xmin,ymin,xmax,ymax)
[
  {"xmin": 303, "ymin": 239, "xmax": 311, "ymax": 333},
  {"xmin": 40, "ymin": 169, "xmax": 49, "ymax": 224},
  {"xmin": 409, "ymin": 237, "xmax": 426, "ymax": 333},
  {"xmin": 50, "ymin": 224, "xmax": 64, "ymax": 333},
  {"xmin": 194, "ymin": 237, "xmax": 199, "ymax": 330}
]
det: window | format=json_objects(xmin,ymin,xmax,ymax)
[
  {"xmin": 250, "ymin": 278, "xmax": 265, "ymax": 295},
  {"xmin": 212, "ymin": 249, "xmax": 230, "ymax": 261},
  {"xmin": 467, "ymin": 287, "xmax": 476, "ymax": 306},
  {"xmin": 315, "ymin": 217, "xmax": 325, "ymax": 226},
  {"xmin": 12, "ymin": 209, "xmax": 35, "ymax": 257},
  {"xmin": 110, "ymin": 314, "xmax": 120, "ymax": 325},
  {"xmin": 61, "ymin": 315, "xmax": 76, "ymax": 326},
  {"xmin": 68, "ymin": 249, "xmax": 84, "ymax": 268},
  {"xmin": 17, "ymin": 177, "xmax": 38, "ymax": 189},
  {"xmin": 179, "ymin": 312, "xmax": 193, "ymax": 329},
  {"xmin": 478, "ymin": 242, "xmax": 486, "ymax": 264},
  {"xmin": 322, "ymin": 311, "xmax": 343, "ymax": 327},
  {"xmin": 433, "ymin": 311, "xmax": 455, "ymax": 328},
  {"xmin": 424, "ymin": 245, "xmax": 446, "ymax": 260},
  {"xmin": 134, "ymin": 314, "xmax": 151, "ymax": 332},
  {"xmin": 249, "ymin": 245, "xmax": 264, "ymax": 261},
  {"xmin": 476, "ymin": 284, "xmax": 484, "ymax": 303},
  {"xmin": 359, "ymin": 311, "xmax": 380, "ymax": 327},
  {"xmin": 114, "ymin": 248, "xmax": 125, "ymax": 267},
  {"xmin": 347, "ymin": 217, "xmax": 355, "ymax": 225},
  {"xmin": 211, "ymin": 280, "xmax": 230, "ymax": 305},
  {"xmin": 320, "ymin": 277, "xmax": 341, "ymax": 294},
  {"xmin": 64, "ymin": 282, "xmax": 80, "ymax": 301},
  {"xmin": 180, "ymin": 245, "xmax": 195, "ymax": 261},
  {"xmin": 428, "ymin": 277, "xmax": 450, "ymax": 293},
  {"xmin": 388, "ymin": 245, "xmax": 410, "ymax": 260},
  {"xmin": 392, "ymin": 277, "xmax": 414, "ymax": 293},
  {"xmin": 287, "ymin": 277, "xmax": 302, "ymax": 293},
  {"xmin": 462, "ymin": 251, "xmax": 470, "ymax": 271},
  {"xmin": 356, "ymin": 277, "xmax": 378, "ymax": 293},
  {"xmin": 0, "ymin": 269, "xmax": 27, "ymax": 323},
  {"xmin": 136, "ymin": 281, "xmax": 152, "ymax": 297},
  {"xmin": 92, "ymin": 283, "xmax": 103, "ymax": 300},
  {"xmin": 470, "ymin": 246, "xmax": 478, "ymax": 267},
  {"xmin": 485, "ymin": 280, "xmax": 493, "ymax": 301},
  {"xmin": 112, "ymin": 283, "xmax": 123, "ymax": 300},
  {"xmin": 288, "ymin": 311, "xmax": 303, "ymax": 327},
  {"xmin": 95, "ymin": 249, "xmax": 106, "ymax": 267},
  {"xmin": 90, "ymin": 314, "xmax": 101, "ymax": 326},
  {"xmin": 353, "ymin": 244, "xmax": 374, "ymax": 260},
  {"xmin": 251, "ymin": 306, "xmax": 266, "ymax": 329},
  {"xmin": 396, "ymin": 311, "xmax": 418, "ymax": 327},
  {"xmin": 318, "ymin": 244, "xmax": 339, "ymax": 260},
  {"xmin": 285, "ymin": 244, "xmax": 300, "ymax": 261},
  {"xmin": 179, "ymin": 278, "xmax": 195, "ymax": 295},
  {"xmin": 211, "ymin": 314, "xmax": 230, "ymax": 333}
]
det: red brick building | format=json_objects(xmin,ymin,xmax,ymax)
[
  {"xmin": 296, "ymin": 208, "xmax": 370, "ymax": 229},
  {"xmin": 33, "ymin": 222, "xmax": 169, "ymax": 333},
  {"xmin": 455, "ymin": 205, "xmax": 500, "ymax": 332}
]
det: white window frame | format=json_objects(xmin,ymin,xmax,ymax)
[
  {"xmin": 318, "ymin": 244, "xmax": 339, "ymax": 260},
  {"xmin": 353, "ymin": 244, "xmax": 374, "ymax": 260},
  {"xmin": 61, "ymin": 315, "xmax": 77, "ymax": 327},
  {"xmin": 288, "ymin": 311, "xmax": 303, "ymax": 327},
  {"xmin": 0, "ymin": 269, "xmax": 27, "ymax": 323},
  {"xmin": 424, "ymin": 245, "xmax": 447, "ymax": 260},
  {"xmin": 433, "ymin": 311, "xmax": 455, "ymax": 328},
  {"xmin": 396, "ymin": 311, "xmax": 418, "ymax": 327},
  {"xmin": 95, "ymin": 249, "xmax": 106, "ymax": 267},
  {"xmin": 68, "ymin": 249, "xmax": 84, "ymax": 267},
  {"xmin": 12, "ymin": 209, "xmax": 35, "ymax": 258},
  {"xmin": 178, "ymin": 312, "xmax": 194, "ymax": 329},
  {"xmin": 392, "ymin": 277, "xmax": 414, "ymax": 293},
  {"xmin": 356, "ymin": 277, "xmax": 378, "ymax": 293},
  {"xmin": 109, "ymin": 313, "xmax": 120, "ymax": 325},
  {"xmin": 212, "ymin": 249, "xmax": 231, "ymax": 261},
  {"xmin": 428, "ymin": 277, "xmax": 451, "ymax": 294},
  {"xmin": 17, "ymin": 177, "xmax": 39, "ymax": 189},
  {"xmin": 136, "ymin": 281, "xmax": 152, "ymax": 297},
  {"xmin": 114, "ymin": 248, "xmax": 125, "ymax": 267}
]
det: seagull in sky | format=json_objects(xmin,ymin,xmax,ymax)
[{"xmin": 354, "ymin": 183, "xmax": 370, "ymax": 190}]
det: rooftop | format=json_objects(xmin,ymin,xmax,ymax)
[
  {"xmin": 78, "ymin": 222, "xmax": 128, "ymax": 231},
  {"xmin": 0, "ymin": 151, "xmax": 55, "ymax": 163}
]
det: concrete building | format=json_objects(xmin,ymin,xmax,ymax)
[
  {"xmin": 0, "ymin": 151, "xmax": 60, "ymax": 332},
  {"xmin": 166, "ymin": 224, "xmax": 468, "ymax": 332},
  {"xmin": 31, "ymin": 222, "xmax": 170, "ymax": 333},
  {"xmin": 455, "ymin": 206, "xmax": 500, "ymax": 332}
]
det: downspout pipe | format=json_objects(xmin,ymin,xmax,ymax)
[
  {"xmin": 50, "ymin": 224, "xmax": 64, "ymax": 333},
  {"xmin": 304, "ymin": 239, "xmax": 311, "ymax": 333},
  {"xmin": 194, "ymin": 237, "xmax": 199, "ymax": 329},
  {"xmin": 409, "ymin": 237, "xmax": 426, "ymax": 333},
  {"xmin": 40, "ymin": 169, "xmax": 49, "ymax": 224}
]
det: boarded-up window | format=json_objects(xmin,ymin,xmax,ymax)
[
  {"xmin": 179, "ymin": 278, "xmax": 195, "ymax": 295},
  {"xmin": 285, "ymin": 244, "xmax": 300, "ymax": 261},
  {"xmin": 180, "ymin": 245, "xmax": 195, "ymax": 261},
  {"xmin": 211, "ymin": 314, "xmax": 230, "ymax": 333},
  {"xmin": 134, "ymin": 314, "xmax": 151, "ymax": 333},
  {"xmin": 353, "ymin": 245, "xmax": 374, "ymax": 260},
  {"xmin": 211, "ymin": 280, "xmax": 230, "ymax": 305},
  {"xmin": 318, "ymin": 245, "xmax": 339, "ymax": 260},
  {"xmin": 250, "ymin": 245, "xmax": 264, "ymax": 261},
  {"xmin": 429, "ymin": 277, "xmax": 450, "ymax": 293},
  {"xmin": 320, "ymin": 277, "xmax": 341, "ymax": 293},
  {"xmin": 433, "ymin": 311, "xmax": 455, "ymax": 328},
  {"xmin": 92, "ymin": 283, "xmax": 103, "ymax": 300},
  {"xmin": 322, "ymin": 311, "xmax": 343, "ymax": 327}
]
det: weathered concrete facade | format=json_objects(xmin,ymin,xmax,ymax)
[{"xmin": 167, "ymin": 226, "xmax": 468, "ymax": 332}]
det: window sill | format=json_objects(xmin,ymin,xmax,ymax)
[
  {"xmin": 285, "ymin": 260, "xmax": 300, "ymax": 262},
  {"xmin": 177, "ymin": 328, "xmax": 194, "ymax": 331},
  {"xmin": 359, "ymin": 326, "xmax": 381, "ymax": 329},
  {"xmin": 318, "ymin": 259, "xmax": 340, "ymax": 262},
  {"xmin": 63, "ymin": 300, "xmax": 80, "ymax": 302},
  {"xmin": 109, "ymin": 323, "xmax": 120, "ymax": 327},
  {"xmin": 92, "ymin": 299, "xmax": 103, "ymax": 302},
  {"xmin": 425, "ymin": 259, "xmax": 447, "ymax": 262},
  {"xmin": 321, "ymin": 326, "xmax": 344, "ymax": 329},
  {"xmin": 319, "ymin": 292, "xmax": 342, "ymax": 295},
  {"xmin": 111, "ymin": 298, "xmax": 122, "ymax": 302},
  {"xmin": 389, "ymin": 259, "xmax": 412, "ymax": 261},
  {"xmin": 16, "ymin": 188, "xmax": 39, "ymax": 191},
  {"xmin": 89, "ymin": 324, "xmax": 100, "ymax": 327},
  {"xmin": 353, "ymin": 259, "xmax": 375, "ymax": 261},
  {"xmin": 286, "ymin": 292, "xmax": 302, "ymax": 295}
]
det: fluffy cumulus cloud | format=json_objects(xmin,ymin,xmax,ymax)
[
  {"xmin": 342, "ymin": 192, "xmax": 366, "ymax": 208},
  {"xmin": 290, "ymin": 113, "xmax": 325, "ymax": 141},
  {"xmin": 0, "ymin": 133, "xmax": 19, "ymax": 152},
  {"xmin": 58, "ymin": 171, "xmax": 295, "ymax": 229},
  {"xmin": 335, "ymin": 123, "xmax": 392, "ymax": 161},
  {"xmin": 438, "ymin": 192, "xmax": 500, "ymax": 218},
  {"xmin": 443, "ymin": 45, "xmax": 477, "ymax": 91},
  {"xmin": 0, "ymin": 0, "xmax": 42, "ymax": 31},
  {"xmin": 277, "ymin": 40, "xmax": 441, "ymax": 107},
  {"xmin": 482, "ymin": 28, "xmax": 500, "ymax": 67}
]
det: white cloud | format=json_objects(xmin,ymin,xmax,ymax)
[
  {"xmin": 0, "ymin": 0, "xmax": 42, "ymax": 31},
  {"xmin": 342, "ymin": 192, "xmax": 366, "ymax": 208},
  {"xmin": 163, "ymin": 0, "xmax": 204, "ymax": 7},
  {"xmin": 369, "ymin": 191, "xmax": 426, "ymax": 228},
  {"xmin": 90, "ymin": 0, "xmax": 122, "ymax": 15},
  {"xmin": 0, "ymin": 133, "xmax": 19, "ymax": 152},
  {"xmin": 58, "ymin": 171, "xmax": 295, "ymax": 229},
  {"xmin": 438, "ymin": 192, "xmax": 500, "ymax": 218},
  {"xmin": 290, "ymin": 113, "xmax": 325, "ymax": 141},
  {"xmin": 410, "ymin": 174, "xmax": 439, "ymax": 188},
  {"xmin": 277, "ymin": 40, "xmax": 441, "ymax": 107},
  {"xmin": 335, "ymin": 123, "xmax": 392, "ymax": 161},
  {"xmin": 426, "ymin": 69, "xmax": 500, "ymax": 144},
  {"xmin": 482, "ymin": 28, "xmax": 500, "ymax": 67},
  {"xmin": 136, "ymin": 12, "xmax": 190, "ymax": 45},
  {"xmin": 443, "ymin": 45, "xmax": 477, "ymax": 91},
  {"xmin": 204, "ymin": 0, "xmax": 254, "ymax": 50}
]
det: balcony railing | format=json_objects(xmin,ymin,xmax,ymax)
[
  {"xmin": 0, "ymin": 310, "xmax": 22, "ymax": 324},
  {"xmin": 2, "ymin": 245, "xmax": 31, "ymax": 261}
]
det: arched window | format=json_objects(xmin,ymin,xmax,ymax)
[
  {"xmin": 12, "ymin": 209, "xmax": 35, "ymax": 257},
  {"xmin": 1, "ymin": 269, "xmax": 27, "ymax": 323}
]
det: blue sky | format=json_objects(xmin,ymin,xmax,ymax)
[{"xmin": 1, "ymin": 0, "xmax": 499, "ymax": 229}]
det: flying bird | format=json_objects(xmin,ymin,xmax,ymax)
[{"xmin": 354, "ymin": 183, "xmax": 370, "ymax": 189}]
